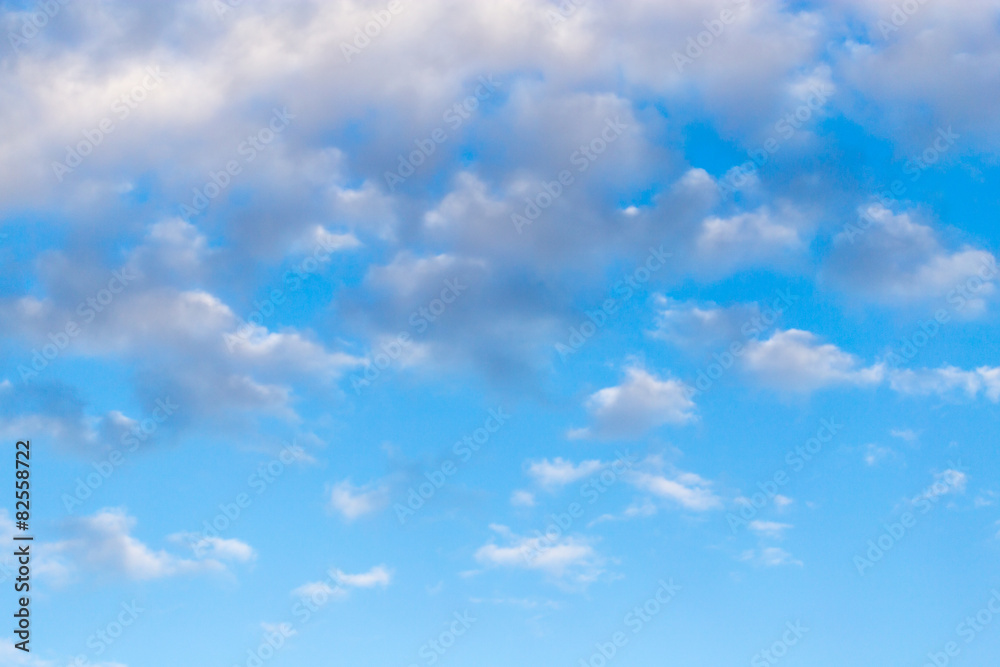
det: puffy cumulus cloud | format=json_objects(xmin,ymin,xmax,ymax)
[
  {"xmin": 0, "ymin": 1, "xmax": 645, "ymax": 215},
  {"xmin": 418, "ymin": 94, "xmax": 664, "ymax": 265},
  {"xmin": 577, "ymin": 367, "xmax": 696, "ymax": 439},
  {"xmin": 2, "ymin": 0, "xmax": 997, "ymax": 454},
  {"xmin": 0, "ymin": 220, "xmax": 363, "ymax": 438},
  {"xmin": 0, "ymin": 380, "xmax": 108, "ymax": 455},
  {"xmin": 597, "ymin": 0, "xmax": 831, "ymax": 139},
  {"xmin": 650, "ymin": 295, "xmax": 763, "ymax": 349},
  {"xmin": 341, "ymin": 250, "xmax": 565, "ymax": 384},
  {"xmin": 40, "ymin": 508, "xmax": 250, "ymax": 583},
  {"xmin": 741, "ymin": 331, "xmax": 999, "ymax": 400},
  {"xmin": 889, "ymin": 366, "xmax": 1000, "ymax": 403},
  {"xmin": 525, "ymin": 458, "xmax": 603, "ymax": 490},
  {"xmin": 693, "ymin": 205, "xmax": 807, "ymax": 275},
  {"xmin": 742, "ymin": 329, "xmax": 885, "ymax": 392},
  {"xmin": 474, "ymin": 524, "xmax": 604, "ymax": 587},
  {"xmin": 835, "ymin": 0, "xmax": 1000, "ymax": 151},
  {"xmin": 0, "ymin": 0, "xmax": 834, "ymax": 267},
  {"xmin": 125, "ymin": 218, "xmax": 214, "ymax": 284},
  {"xmin": 328, "ymin": 479, "xmax": 393, "ymax": 520},
  {"xmin": 12, "ymin": 285, "xmax": 351, "ymax": 424},
  {"xmin": 0, "ymin": 0, "xmax": 925, "ymax": 404},
  {"xmin": 827, "ymin": 205, "xmax": 997, "ymax": 312},
  {"xmin": 0, "ymin": 380, "xmax": 179, "ymax": 461}
]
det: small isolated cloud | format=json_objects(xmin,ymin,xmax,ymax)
[
  {"xmin": 579, "ymin": 367, "xmax": 695, "ymax": 439},
  {"xmin": 748, "ymin": 521, "xmax": 793, "ymax": 539},
  {"xmin": 329, "ymin": 479, "xmax": 392, "ymax": 520},
  {"xmin": 889, "ymin": 366, "xmax": 1000, "ymax": 403},
  {"xmin": 295, "ymin": 225, "xmax": 362, "ymax": 255},
  {"xmin": 915, "ymin": 469, "xmax": 967, "ymax": 503},
  {"xmin": 828, "ymin": 205, "xmax": 996, "ymax": 312},
  {"xmin": 510, "ymin": 490, "xmax": 536, "ymax": 507},
  {"xmin": 171, "ymin": 534, "xmax": 256, "ymax": 563},
  {"xmin": 742, "ymin": 329, "xmax": 884, "ymax": 392},
  {"xmin": 863, "ymin": 444, "xmax": 895, "ymax": 467},
  {"xmin": 526, "ymin": 458, "xmax": 603, "ymax": 489},
  {"xmin": 589, "ymin": 499, "xmax": 659, "ymax": 526},
  {"xmin": 740, "ymin": 547, "xmax": 803, "ymax": 568},
  {"xmin": 333, "ymin": 565, "xmax": 392, "ymax": 589},
  {"xmin": 773, "ymin": 495, "xmax": 794, "ymax": 510},
  {"xmin": 627, "ymin": 465, "xmax": 723, "ymax": 512},
  {"xmin": 292, "ymin": 564, "xmax": 392, "ymax": 604},
  {"xmin": 890, "ymin": 429, "xmax": 919, "ymax": 443},
  {"xmin": 474, "ymin": 524, "xmax": 603, "ymax": 586},
  {"xmin": 974, "ymin": 491, "xmax": 997, "ymax": 508}
]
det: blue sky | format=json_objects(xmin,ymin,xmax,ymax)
[{"xmin": 1, "ymin": 0, "xmax": 1000, "ymax": 665}]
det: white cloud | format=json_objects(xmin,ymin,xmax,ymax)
[
  {"xmin": 474, "ymin": 524, "xmax": 603, "ymax": 586},
  {"xmin": 510, "ymin": 490, "xmax": 536, "ymax": 507},
  {"xmin": 581, "ymin": 367, "xmax": 695, "ymax": 438},
  {"xmin": 333, "ymin": 565, "xmax": 392, "ymax": 589},
  {"xmin": 329, "ymin": 479, "xmax": 392, "ymax": 520},
  {"xmin": 748, "ymin": 520, "xmax": 793, "ymax": 539},
  {"xmin": 695, "ymin": 206, "xmax": 806, "ymax": 273},
  {"xmin": 627, "ymin": 469, "xmax": 723, "ymax": 512},
  {"xmin": 828, "ymin": 205, "xmax": 997, "ymax": 311},
  {"xmin": 838, "ymin": 1, "xmax": 1000, "ymax": 150},
  {"xmin": 916, "ymin": 469, "xmax": 967, "ymax": 502},
  {"xmin": 292, "ymin": 564, "xmax": 392, "ymax": 605},
  {"xmin": 742, "ymin": 329, "xmax": 884, "ymax": 392},
  {"xmin": 650, "ymin": 296, "xmax": 763, "ymax": 349},
  {"xmin": 171, "ymin": 534, "xmax": 256, "ymax": 562},
  {"xmin": 863, "ymin": 444, "xmax": 895, "ymax": 467},
  {"xmin": 773, "ymin": 495, "xmax": 794, "ymax": 509},
  {"xmin": 974, "ymin": 491, "xmax": 997, "ymax": 508},
  {"xmin": 295, "ymin": 225, "xmax": 362, "ymax": 254},
  {"xmin": 0, "ymin": 279, "xmax": 363, "ymax": 437},
  {"xmin": 740, "ymin": 547, "xmax": 803, "ymax": 568},
  {"xmin": 526, "ymin": 458, "xmax": 603, "ymax": 489},
  {"xmin": 890, "ymin": 366, "xmax": 1000, "ymax": 402},
  {"xmin": 42, "ymin": 508, "xmax": 244, "ymax": 582}
]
